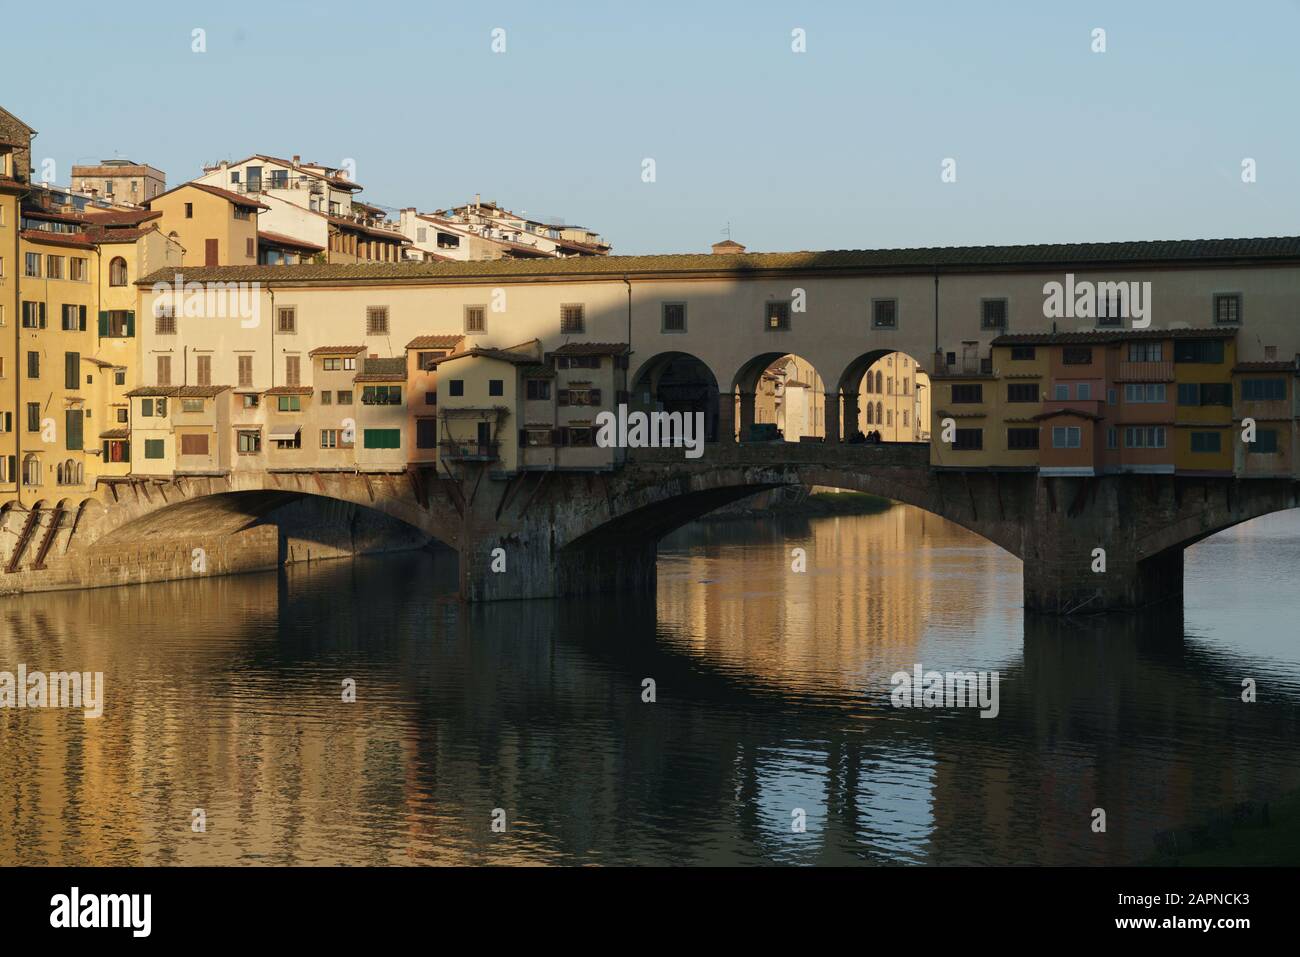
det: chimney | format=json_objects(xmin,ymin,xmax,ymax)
[
  {"xmin": 711, "ymin": 239, "xmax": 745, "ymax": 255},
  {"xmin": 292, "ymin": 155, "xmax": 301, "ymax": 166}
]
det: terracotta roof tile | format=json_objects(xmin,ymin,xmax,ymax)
[
  {"xmin": 551, "ymin": 342, "xmax": 629, "ymax": 356},
  {"xmin": 406, "ymin": 334, "xmax": 465, "ymax": 350},
  {"xmin": 139, "ymin": 235, "xmax": 1300, "ymax": 287},
  {"xmin": 308, "ymin": 345, "xmax": 366, "ymax": 356}
]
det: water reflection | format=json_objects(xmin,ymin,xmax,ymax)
[{"xmin": 1, "ymin": 506, "xmax": 1298, "ymax": 865}]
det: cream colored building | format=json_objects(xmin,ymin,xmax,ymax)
[{"xmin": 71, "ymin": 160, "xmax": 165, "ymax": 205}]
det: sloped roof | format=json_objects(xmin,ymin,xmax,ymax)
[
  {"xmin": 406, "ymin": 334, "xmax": 464, "ymax": 350},
  {"xmin": 147, "ymin": 181, "xmax": 269, "ymax": 211},
  {"xmin": 139, "ymin": 235, "xmax": 1300, "ymax": 287}
]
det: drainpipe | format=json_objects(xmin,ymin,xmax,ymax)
[
  {"xmin": 933, "ymin": 268, "xmax": 940, "ymax": 370},
  {"xmin": 268, "ymin": 283, "xmax": 275, "ymax": 388},
  {"xmin": 13, "ymin": 180, "xmax": 28, "ymax": 508},
  {"xmin": 622, "ymin": 274, "xmax": 632, "ymax": 463}
]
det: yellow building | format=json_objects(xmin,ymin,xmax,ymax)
[
  {"xmin": 1173, "ymin": 334, "xmax": 1236, "ymax": 476},
  {"xmin": 146, "ymin": 182, "xmax": 265, "ymax": 267},
  {"xmin": 860, "ymin": 351, "xmax": 930, "ymax": 442},
  {"xmin": 1233, "ymin": 360, "xmax": 1299, "ymax": 478},
  {"xmin": 0, "ymin": 123, "xmax": 31, "ymax": 495},
  {"xmin": 17, "ymin": 224, "xmax": 98, "ymax": 495}
]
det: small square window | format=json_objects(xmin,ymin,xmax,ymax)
[
  {"xmin": 1213, "ymin": 293, "xmax": 1241, "ymax": 325},
  {"xmin": 765, "ymin": 301, "xmax": 790, "ymax": 331},
  {"xmin": 872, "ymin": 299, "xmax": 897, "ymax": 329},
  {"xmin": 488, "ymin": 379, "xmax": 504, "ymax": 397},
  {"xmin": 981, "ymin": 299, "xmax": 1007, "ymax": 329},
  {"xmin": 449, "ymin": 380, "xmax": 464, "ymax": 397},
  {"xmin": 662, "ymin": 302, "xmax": 687, "ymax": 333}
]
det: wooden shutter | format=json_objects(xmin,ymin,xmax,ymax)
[
  {"xmin": 205, "ymin": 239, "xmax": 219, "ymax": 266},
  {"xmin": 98, "ymin": 311, "xmax": 108, "ymax": 336}
]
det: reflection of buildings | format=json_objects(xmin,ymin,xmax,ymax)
[
  {"xmin": 753, "ymin": 355, "xmax": 825, "ymax": 440},
  {"xmin": 859, "ymin": 352, "xmax": 930, "ymax": 441}
]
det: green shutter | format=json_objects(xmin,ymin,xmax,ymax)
[
  {"xmin": 79, "ymin": 305, "xmax": 87, "ymax": 331},
  {"xmin": 98, "ymin": 311, "xmax": 109, "ymax": 336},
  {"xmin": 66, "ymin": 410, "xmax": 83, "ymax": 451},
  {"xmin": 125, "ymin": 311, "xmax": 135, "ymax": 337}
]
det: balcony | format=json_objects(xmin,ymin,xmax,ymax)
[
  {"xmin": 1117, "ymin": 360, "xmax": 1174, "ymax": 382},
  {"xmin": 440, "ymin": 440, "xmax": 500, "ymax": 462}
]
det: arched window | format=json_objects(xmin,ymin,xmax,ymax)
[
  {"xmin": 887, "ymin": 410, "xmax": 893, "ymax": 426},
  {"xmin": 875, "ymin": 371, "xmax": 883, "ymax": 393},
  {"xmin": 22, "ymin": 454, "xmax": 41, "ymax": 487},
  {"xmin": 876, "ymin": 402, "xmax": 883, "ymax": 424},
  {"xmin": 865, "ymin": 373, "xmax": 874, "ymax": 395},
  {"xmin": 866, "ymin": 404, "xmax": 874, "ymax": 425},
  {"xmin": 109, "ymin": 257, "xmax": 128, "ymax": 286}
]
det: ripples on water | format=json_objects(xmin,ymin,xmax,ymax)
[{"xmin": 1, "ymin": 505, "xmax": 1298, "ymax": 865}]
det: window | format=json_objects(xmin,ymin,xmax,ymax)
[
  {"xmin": 274, "ymin": 432, "xmax": 301, "ymax": 450},
  {"xmin": 320, "ymin": 429, "xmax": 340, "ymax": 449},
  {"xmin": 488, "ymin": 379, "xmax": 504, "ymax": 397},
  {"xmin": 1190, "ymin": 431, "xmax": 1222, "ymax": 453},
  {"xmin": 320, "ymin": 391, "xmax": 332, "ymax": 406},
  {"xmin": 1125, "ymin": 426, "xmax": 1167, "ymax": 449},
  {"xmin": 196, "ymin": 355, "xmax": 212, "ymax": 386},
  {"xmin": 1051, "ymin": 426, "xmax": 1082, "ymax": 449},
  {"xmin": 65, "ymin": 410, "xmax": 83, "ymax": 451},
  {"xmin": 765, "ymin": 301, "xmax": 791, "ymax": 331},
  {"xmin": 566, "ymin": 427, "xmax": 594, "ymax": 447},
  {"xmin": 1097, "ymin": 289, "xmax": 1124, "ymax": 327},
  {"xmin": 1251, "ymin": 430, "xmax": 1280, "ymax": 454},
  {"xmin": 61, "ymin": 304, "xmax": 81, "ymax": 331},
  {"xmin": 1196, "ymin": 382, "xmax": 1227, "ymax": 405},
  {"xmin": 361, "ymin": 385, "xmax": 401, "ymax": 405},
  {"xmin": 70, "ymin": 258, "xmax": 87, "ymax": 282},
  {"xmin": 24, "ymin": 253, "xmax": 40, "ymax": 278},
  {"xmin": 449, "ymin": 380, "xmax": 464, "ymax": 397},
  {"xmin": 1077, "ymin": 383, "xmax": 1092, "ymax": 401},
  {"xmin": 180, "ymin": 434, "xmax": 209, "ymax": 456},
  {"xmin": 116, "ymin": 408, "xmax": 128, "ymax": 423},
  {"xmin": 1125, "ymin": 383, "xmax": 1166, "ymax": 403},
  {"xmin": 103, "ymin": 310, "xmax": 133, "ymax": 337},
  {"xmin": 951, "ymin": 384, "xmax": 983, "ymax": 403},
  {"xmin": 237, "ymin": 431, "xmax": 261, "ymax": 454},
  {"xmin": 953, "ymin": 428, "xmax": 982, "ymax": 450},
  {"xmin": 1062, "ymin": 347, "xmax": 1092, "ymax": 365},
  {"xmin": 157, "ymin": 355, "xmax": 172, "ymax": 385},
  {"xmin": 1175, "ymin": 339, "xmax": 1224, "ymax": 363},
  {"xmin": 277, "ymin": 395, "xmax": 302, "ymax": 412},
  {"xmin": 662, "ymin": 302, "xmax": 687, "ymax": 333},
  {"xmin": 1213, "ymin": 293, "xmax": 1241, "ymax": 325},
  {"xmin": 560, "ymin": 303, "xmax": 585, "ymax": 334},
  {"xmin": 182, "ymin": 398, "xmax": 204, "ymax": 413},
  {"xmin": 155, "ymin": 308, "xmax": 176, "ymax": 335},
  {"xmin": 27, "ymin": 352, "xmax": 39, "ymax": 379},
  {"xmin": 22, "ymin": 301, "xmax": 46, "ymax": 329},
  {"xmin": 109, "ymin": 257, "xmax": 127, "ymax": 286},
  {"xmin": 416, "ymin": 419, "xmax": 437, "ymax": 449},
  {"xmin": 277, "ymin": 307, "xmax": 296, "ymax": 333},
  {"xmin": 981, "ymin": 299, "xmax": 1007, "ymax": 330},
  {"xmin": 1128, "ymin": 342, "xmax": 1162, "ymax": 362},
  {"xmin": 22, "ymin": 454, "xmax": 41, "ymax": 487},
  {"xmin": 366, "ymin": 306, "xmax": 389, "ymax": 336},
  {"xmin": 1010, "ymin": 345, "xmax": 1036, "ymax": 361},
  {"xmin": 46, "ymin": 255, "xmax": 64, "ymax": 280},
  {"xmin": 26, "ymin": 403, "xmax": 41, "ymax": 433},
  {"xmin": 1007, "ymin": 383, "xmax": 1038, "ymax": 403},
  {"xmin": 1241, "ymin": 378, "xmax": 1286, "ymax": 401},
  {"xmin": 238, "ymin": 355, "xmax": 253, "ymax": 388},
  {"xmin": 363, "ymin": 429, "xmax": 401, "ymax": 449},
  {"xmin": 144, "ymin": 439, "xmax": 165, "ymax": 459},
  {"xmin": 1107, "ymin": 427, "xmax": 1119, "ymax": 450},
  {"xmin": 285, "ymin": 356, "xmax": 300, "ymax": 387},
  {"xmin": 526, "ymin": 379, "xmax": 551, "ymax": 400},
  {"xmin": 524, "ymin": 428, "xmax": 551, "ymax": 447},
  {"xmin": 464, "ymin": 305, "xmax": 486, "ymax": 334},
  {"xmin": 337, "ymin": 390, "xmax": 353, "ymax": 405},
  {"xmin": 184, "ymin": 203, "xmax": 193, "ymax": 218},
  {"xmin": 872, "ymin": 299, "xmax": 897, "ymax": 329},
  {"xmin": 1007, "ymin": 427, "xmax": 1039, "ymax": 450},
  {"xmin": 64, "ymin": 352, "xmax": 79, "ymax": 390}
]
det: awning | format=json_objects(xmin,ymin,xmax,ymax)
[{"xmin": 268, "ymin": 425, "xmax": 300, "ymax": 441}]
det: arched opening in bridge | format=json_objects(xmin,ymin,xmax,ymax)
[
  {"xmin": 730, "ymin": 353, "xmax": 827, "ymax": 442},
  {"xmin": 94, "ymin": 488, "xmax": 455, "ymax": 575},
  {"xmin": 837, "ymin": 350, "xmax": 931, "ymax": 444},
  {"xmin": 631, "ymin": 351, "xmax": 720, "ymax": 443}
]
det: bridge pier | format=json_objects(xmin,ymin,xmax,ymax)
[{"xmin": 460, "ymin": 530, "xmax": 657, "ymax": 602}]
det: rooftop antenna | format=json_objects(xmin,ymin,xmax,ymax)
[{"xmin": 722, "ymin": 221, "xmax": 732, "ymax": 241}]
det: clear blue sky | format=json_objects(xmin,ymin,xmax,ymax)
[{"xmin": 5, "ymin": 0, "xmax": 1298, "ymax": 254}]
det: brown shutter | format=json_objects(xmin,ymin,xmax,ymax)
[{"xmin": 204, "ymin": 239, "xmax": 218, "ymax": 266}]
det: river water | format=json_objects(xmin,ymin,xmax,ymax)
[{"xmin": 1, "ymin": 504, "xmax": 1298, "ymax": 865}]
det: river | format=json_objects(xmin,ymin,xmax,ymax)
[{"xmin": 1, "ymin": 504, "xmax": 1298, "ymax": 865}]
